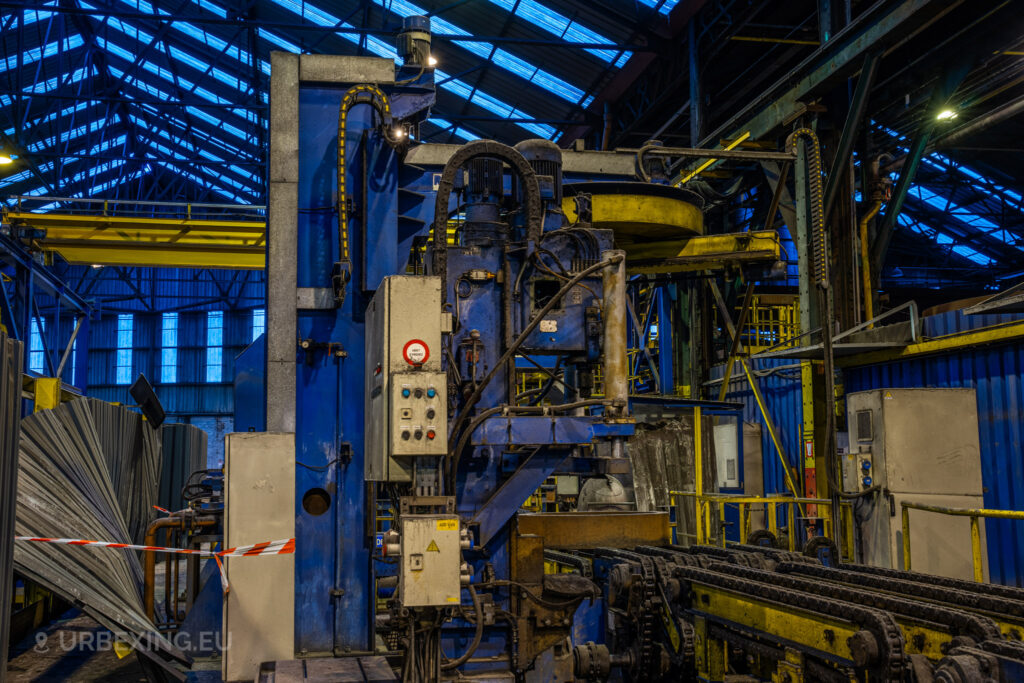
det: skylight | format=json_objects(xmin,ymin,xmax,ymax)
[
  {"xmin": 25, "ymin": 66, "xmax": 95, "ymax": 94},
  {"xmin": 875, "ymin": 122, "xmax": 1023, "ymax": 254},
  {"xmin": 370, "ymin": 0, "xmax": 590, "ymax": 107},
  {"xmin": 0, "ymin": 36, "xmax": 84, "ymax": 75},
  {"xmin": 262, "ymin": 0, "xmax": 557, "ymax": 138},
  {"xmin": 151, "ymin": 157, "xmax": 251, "ymax": 204},
  {"xmin": 10, "ymin": 5, "xmax": 58, "ymax": 31},
  {"xmin": 112, "ymin": 0, "xmax": 265, "ymax": 75},
  {"xmin": 130, "ymin": 114, "xmax": 259, "ymax": 197},
  {"xmin": 484, "ymin": 0, "xmax": 631, "ymax": 67},
  {"xmin": 425, "ymin": 117, "xmax": 479, "ymax": 142},
  {"xmin": 105, "ymin": 63, "xmax": 255, "ymax": 145},
  {"xmin": 16, "ymin": 136, "xmax": 129, "ymax": 199},
  {"xmin": 96, "ymin": 34, "xmax": 258, "ymax": 132},
  {"xmin": 3, "ymin": 100, "xmax": 96, "ymax": 138},
  {"xmin": 82, "ymin": 3, "xmax": 261, "ymax": 103},
  {"xmin": 897, "ymin": 213, "xmax": 993, "ymax": 266},
  {"xmin": 26, "ymin": 116, "xmax": 117, "ymax": 154}
]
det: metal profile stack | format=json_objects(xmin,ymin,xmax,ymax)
[
  {"xmin": 87, "ymin": 398, "xmax": 163, "ymax": 543},
  {"xmin": 14, "ymin": 399, "xmax": 187, "ymax": 679},
  {"xmin": 0, "ymin": 329, "xmax": 24, "ymax": 683},
  {"xmin": 159, "ymin": 423, "xmax": 208, "ymax": 513}
]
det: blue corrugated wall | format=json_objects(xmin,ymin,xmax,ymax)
[
  {"xmin": 33, "ymin": 309, "xmax": 257, "ymax": 465},
  {"xmin": 711, "ymin": 358, "xmax": 804, "ymax": 497},
  {"xmin": 845, "ymin": 333, "xmax": 1024, "ymax": 587}
]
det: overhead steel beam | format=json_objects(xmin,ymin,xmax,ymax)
[
  {"xmin": 0, "ymin": 234, "xmax": 90, "ymax": 314},
  {"xmin": 822, "ymin": 50, "xmax": 881, "ymax": 220},
  {"xmin": 872, "ymin": 51, "xmax": 978, "ymax": 272},
  {"xmin": 695, "ymin": 0, "xmax": 947, "ymax": 148}
]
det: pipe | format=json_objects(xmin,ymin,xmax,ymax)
[
  {"xmin": 144, "ymin": 514, "xmax": 218, "ymax": 621},
  {"xmin": 440, "ymin": 585, "xmax": 484, "ymax": 671},
  {"xmin": 601, "ymin": 249, "xmax": 628, "ymax": 418},
  {"xmin": 859, "ymin": 202, "xmax": 881, "ymax": 326}
]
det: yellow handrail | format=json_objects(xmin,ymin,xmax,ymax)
[
  {"xmin": 900, "ymin": 502, "xmax": 1024, "ymax": 583},
  {"xmin": 669, "ymin": 490, "xmax": 852, "ymax": 557}
]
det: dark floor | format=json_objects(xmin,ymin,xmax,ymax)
[{"xmin": 6, "ymin": 609, "xmax": 147, "ymax": 682}]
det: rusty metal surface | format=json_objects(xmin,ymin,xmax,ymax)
[{"xmin": 515, "ymin": 511, "xmax": 670, "ymax": 550}]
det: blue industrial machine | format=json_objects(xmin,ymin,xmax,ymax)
[{"xmin": 222, "ymin": 17, "xmax": 1024, "ymax": 683}]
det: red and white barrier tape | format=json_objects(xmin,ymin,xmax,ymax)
[{"xmin": 13, "ymin": 535, "xmax": 295, "ymax": 558}]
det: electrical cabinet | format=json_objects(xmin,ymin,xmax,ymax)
[
  {"xmin": 843, "ymin": 388, "xmax": 986, "ymax": 581},
  {"xmin": 222, "ymin": 432, "xmax": 295, "ymax": 682},
  {"xmin": 365, "ymin": 276, "xmax": 448, "ymax": 482},
  {"xmin": 398, "ymin": 515, "xmax": 462, "ymax": 607}
]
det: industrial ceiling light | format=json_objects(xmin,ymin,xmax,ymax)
[
  {"xmin": 428, "ymin": 55, "xmax": 438, "ymax": 66},
  {"xmin": 936, "ymin": 109, "xmax": 958, "ymax": 121},
  {"xmin": 0, "ymin": 148, "xmax": 13, "ymax": 165}
]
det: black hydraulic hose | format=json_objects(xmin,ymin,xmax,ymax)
[
  {"xmin": 446, "ymin": 255, "xmax": 623, "ymax": 459},
  {"xmin": 528, "ymin": 356, "xmax": 563, "ymax": 406},
  {"xmin": 440, "ymin": 584, "xmax": 484, "ymax": 671},
  {"xmin": 431, "ymin": 140, "xmax": 543, "ymax": 295}
]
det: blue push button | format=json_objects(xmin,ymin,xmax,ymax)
[
  {"xmin": 862, "ymin": 476, "xmax": 872, "ymax": 487},
  {"xmin": 401, "ymin": 388, "xmax": 411, "ymax": 398},
  {"xmin": 861, "ymin": 460, "xmax": 872, "ymax": 471},
  {"xmin": 427, "ymin": 387, "xmax": 436, "ymax": 398}
]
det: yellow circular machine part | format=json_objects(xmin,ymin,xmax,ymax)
[{"xmin": 561, "ymin": 192, "xmax": 703, "ymax": 240}]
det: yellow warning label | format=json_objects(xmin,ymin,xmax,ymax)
[
  {"xmin": 436, "ymin": 519, "xmax": 457, "ymax": 531},
  {"xmin": 884, "ymin": 391, "xmax": 893, "ymax": 399},
  {"xmin": 426, "ymin": 539, "xmax": 440, "ymax": 552}
]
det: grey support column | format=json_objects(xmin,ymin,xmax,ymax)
[{"xmin": 266, "ymin": 51, "xmax": 299, "ymax": 433}]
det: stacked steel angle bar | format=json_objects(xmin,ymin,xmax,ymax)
[
  {"xmin": 160, "ymin": 424, "xmax": 208, "ymax": 513},
  {"xmin": 1, "ymin": 330, "xmax": 23, "ymax": 683},
  {"xmin": 14, "ymin": 398, "xmax": 189, "ymax": 680}
]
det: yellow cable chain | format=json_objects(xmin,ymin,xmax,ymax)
[{"xmin": 337, "ymin": 85, "xmax": 391, "ymax": 264}]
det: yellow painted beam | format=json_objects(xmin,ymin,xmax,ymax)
[
  {"xmin": 837, "ymin": 321, "xmax": 1024, "ymax": 367},
  {"xmin": 561, "ymin": 192, "xmax": 703, "ymax": 239},
  {"xmin": 4, "ymin": 210, "xmax": 267, "ymax": 269},
  {"xmin": 40, "ymin": 242, "xmax": 265, "ymax": 269},
  {"xmin": 624, "ymin": 230, "xmax": 780, "ymax": 274}
]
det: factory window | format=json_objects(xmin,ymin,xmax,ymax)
[
  {"xmin": 161, "ymin": 312, "xmax": 178, "ymax": 384},
  {"xmin": 115, "ymin": 314, "xmax": 134, "ymax": 385},
  {"xmin": 28, "ymin": 317, "xmax": 45, "ymax": 374},
  {"xmin": 252, "ymin": 308, "xmax": 265, "ymax": 342},
  {"xmin": 206, "ymin": 311, "xmax": 223, "ymax": 383},
  {"xmin": 70, "ymin": 338, "xmax": 77, "ymax": 385}
]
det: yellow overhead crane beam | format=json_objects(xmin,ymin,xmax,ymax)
[{"xmin": 3, "ymin": 209, "xmax": 267, "ymax": 270}]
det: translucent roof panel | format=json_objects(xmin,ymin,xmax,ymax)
[
  {"xmin": 485, "ymin": 0, "xmax": 631, "ymax": 66},
  {"xmin": 263, "ymin": 0, "xmax": 560, "ymax": 138},
  {"xmin": 1, "ymin": 36, "xmax": 83, "ymax": 74},
  {"xmin": 371, "ymin": 0, "xmax": 590, "ymax": 106}
]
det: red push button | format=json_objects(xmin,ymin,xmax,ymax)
[{"xmin": 426, "ymin": 430, "xmax": 436, "ymax": 440}]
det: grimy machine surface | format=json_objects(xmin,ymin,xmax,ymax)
[{"xmin": 224, "ymin": 17, "xmax": 1024, "ymax": 683}]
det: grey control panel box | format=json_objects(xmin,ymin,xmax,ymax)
[
  {"xmin": 365, "ymin": 276, "xmax": 447, "ymax": 481},
  {"xmin": 399, "ymin": 515, "xmax": 461, "ymax": 607}
]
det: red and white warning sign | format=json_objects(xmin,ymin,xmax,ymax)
[{"xmin": 402, "ymin": 339, "xmax": 429, "ymax": 366}]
